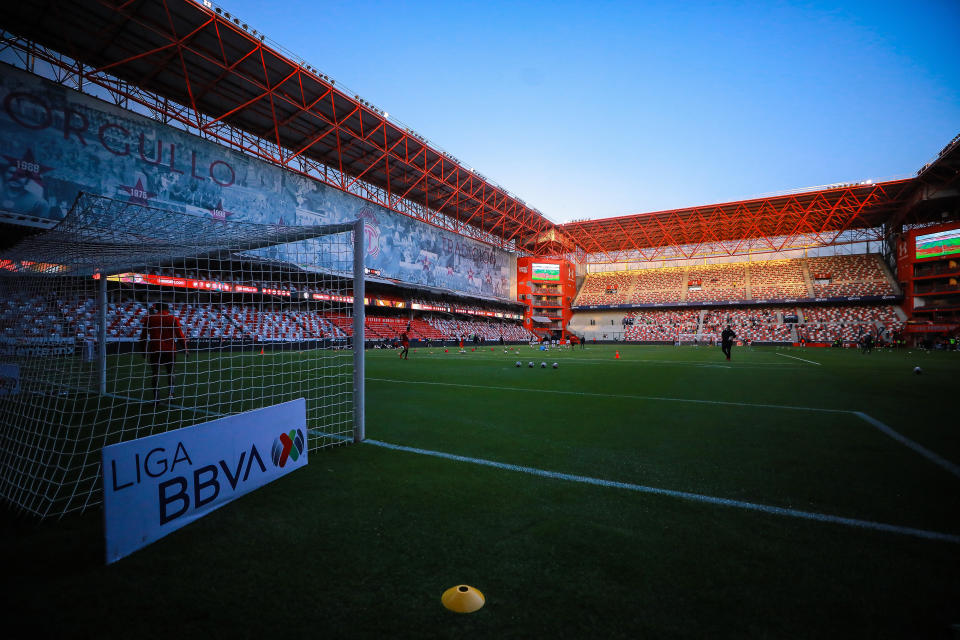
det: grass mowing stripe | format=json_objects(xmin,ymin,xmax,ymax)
[
  {"xmin": 854, "ymin": 411, "xmax": 960, "ymax": 479},
  {"xmin": 367, "ymin": 376, "xmax": 850, "ymax": 413},
  {"xmin": 365, "ymin": 438, "xmax": 960, "ymax": 545},
  {"xmin": 775, "ymin": 352, "xmax": 822, "ymax": 365}
]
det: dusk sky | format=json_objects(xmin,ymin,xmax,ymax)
[{"xmin": 220, "ymin": 0, "xmax": 959, "ymax": 223}]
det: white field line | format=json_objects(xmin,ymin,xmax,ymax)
[
  {"xmin": 775, "ymin": 352, "xmax": 822, "ymax": 365},
  {"xmin": 364, "ymin": 438, "xmax": 960, "ymax": 545},
  {"xmin": 368, "ymin": 377, "xmax": 960, "ymax": 478},
  {"xmin": 853, "ymin": 412, "xmax": 960, "ymax": 479},
  {"xmin": 366, "ymin": 377, "xmax": 850, "ymax": 413}
]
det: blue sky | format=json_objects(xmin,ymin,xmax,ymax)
[{"xmin": 220, "ymin": 0, "xmax": 959, "ymax": 223}]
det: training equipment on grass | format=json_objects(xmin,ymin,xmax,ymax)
[
  {"xmin": 914, "ymin": 366, "xmax": 922, "ymax": 374},
  {"xmin": 528, "ymin": 361, "xmax": 534, "ymax": 367},
  {"xmin": 515, "ymin": 361, "xmax": 522, "ymax": 367},
  {"xmin": 552, "ymin": 362, "xmax": 558, "ymax": 369},
  {"xmin": 441, "ymin": 585, "xmax": 485, "ymax": 613},
  {"xmin": 540, "ymin": 362, "xmax": 546, "ymax": 368},
  {"xmin": 615, "ymin": 351, "xmax": 620, "ymax": 359},
  {"xmin": 0, "ymin": 195, "xmax": 366, "ymax": 519}
]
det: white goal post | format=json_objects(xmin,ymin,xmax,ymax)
[{"xmin": 0, "ymin": 193, "xmax": 365, "ymax": 518}]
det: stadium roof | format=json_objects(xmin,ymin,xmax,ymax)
[
  {"xmin": 558, "ymin": 179, "xmax": 918, "ymax": 261},
  {"xmin": 1, "ymin": 1, "xmax": 957, "ymax": 262},
  {"xmin": 0, "ymin": 0, "xmax": 556, "ymax": 249}
]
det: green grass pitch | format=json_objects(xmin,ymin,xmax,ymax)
[{"xmin": 3, "ymin": 343, "xmax": 959, "ymax": 638}]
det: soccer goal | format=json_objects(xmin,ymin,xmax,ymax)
[
  {"xmin": 675, "ymin": 333, "xmax": 717, "ymax": 346},
  {"xmin": 0, "ymin": 193, "xmax": 365, "ymax": 518}
]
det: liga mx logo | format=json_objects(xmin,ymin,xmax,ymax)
[{"xmin": 271, "ymin": 429, "xmax": 305, "ymax": 468}]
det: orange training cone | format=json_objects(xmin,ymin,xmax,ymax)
[
  {"xmin": 442, "ymin": 585, "xmax": 485, "ymax": 613},
  {"xmin": 615, "ymin": 351, "xmax": 619, "ymax": 359},
  {"xmin": 260, "ymin": 348, "xmax": 264, "ymax": 355}
]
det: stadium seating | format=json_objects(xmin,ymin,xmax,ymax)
[
  {"xmin": 576, "ymin": 254, "xmax": 896, "ymax": 307},
  {"xmin": 623, "ymin": 309, "xmax": 699, "ymax": 342},
  {"xmin": 2, "ymin": 292, "xmax": 533, "ymax": 345},
  {"xmin": 701, "ymin": 307, "xmax": 793, "ymax": 343},
  {"xmin": 749, "ymin": 260, "xmax": 807, "ymax": 299},
  {"xmin": 808, "ymin": 254, "xmax": 894, "ymax": 297},
  {"xmin": 426, "ymin": 317, "xmax": 534, "ymax": 342},
  {"xmin": 574, "ymin": 271, "xmax": 633, "ymax": 305},
  {"xmin": 686, "ymin": 263, "xmax": 747, "ymax": 301},
  {"xmin": 625, "ymin": 268, "xmax": 685, "ymax": 304}
]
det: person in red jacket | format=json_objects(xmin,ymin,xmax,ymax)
[
  {"xmin": 139, "ymin": 302, "xmax": 187, "ymax": 402},
  {"xmin": 399, "ymin": 331, "xmax": 410, "ymax": 360}
]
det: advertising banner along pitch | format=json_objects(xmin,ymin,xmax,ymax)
[{"xmin": 101, "ymin": 398, "xmax": 307, "ymax": 564}]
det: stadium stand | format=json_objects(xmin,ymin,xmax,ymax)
[
  {"xmin": 0, "ymin": 287, "xmax": 531, "ymax": 345},
  {"xmin": 808, "ymin": 254, "xmax": 894, "ymax": 297},
  {"xmin": 749, "ymin": 259, "xmax": 808, "ymax": 299},
  {"xmin": 686, "ymin": 263, "xmax": 747, "ymax": 301},
  {"xmin": 626, "ymin": 267, "xmax": 686, "ymax": 304},
  {"xmin": 623, "ymin": 309, "xmax": 699, "ymax": 341},
  {"xmin": 575, "ymin": 271, "xmax": 632, "ymax": 305},
  {"xmin": 426, "ymin": 317, "xmax": 534, "ymax": 342},
  {"xmin": 575, "ymin": 254, "xmax": 897, "ymax": 307},
  {"xmin": 611, "ymin": 302, "xmax": 904, "ymax": 344}
]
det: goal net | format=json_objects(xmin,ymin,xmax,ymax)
[
  {"xmin": 0, "ymin": 193, "xmax": 365, "ymax": 519},
  {"xmin": 675, "ymin": 333, "xmax": 717, "ymax": 345}
]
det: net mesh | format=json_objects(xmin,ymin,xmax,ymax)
[{"xmin": 0, "ymin": 193, "xmax": 362, "ymax": 518}]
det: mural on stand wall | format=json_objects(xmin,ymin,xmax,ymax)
[{"xmin": 0, "ymin": 63, "xmax": 514, "ymax": 299}]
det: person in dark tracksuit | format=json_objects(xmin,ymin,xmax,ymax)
[{"xmin": 720, "ymin": 325, "xmax": 736, "ymax": 361}]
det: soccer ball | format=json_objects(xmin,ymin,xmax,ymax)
[
  {"xmin": 540, "ymin": 362, "xmax": 547, "ymax": 368},
  {"xmin": 552, "ymin": 362, "xmax": 559, "ymax": 369},
  {"xmin": 528, "ymin": 361, "xmax": 534, "ymax": 368},
  {"xmin": 914, "ymin": 366, "xmax": 922, "ymax": 375},
  {"xmin": 515, "ymin": 361, "xmax": 522, "ymax": 367}
]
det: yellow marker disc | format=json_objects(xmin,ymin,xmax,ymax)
[{"xmin": 441, "ymin": 585, "xmax": 485, "ymax": 613}]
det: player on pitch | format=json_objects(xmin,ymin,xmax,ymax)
[
  {"xmin": 720, "ymin": 324, "xmax": 736, "ymax": 361},
  {"xmin": 139, "ymin": 302, "xmax": 188, "ymax": 402}
]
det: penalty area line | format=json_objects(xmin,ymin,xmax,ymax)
[
  {"xmin": 775, "ymin": 352, "xmax": 821, "ymax": 365},
  {"xmin": 363, "ymin": 439, "xmax": 960, "ymax": 545}
]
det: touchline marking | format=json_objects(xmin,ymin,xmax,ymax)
[
  {"xmin": 366, "ymin": 377, "xmax": 850, "ymax": 414},
  {"xmin": 853, "ymin": 412, "xmax": 960, "ymax": 479},
  {"xmin": 364, "ymin": 439, "xmax": 960, "ymax": 544},
  {"xmin": 775, "ymin": 352, "xmax": 821, "ymax": 365}
]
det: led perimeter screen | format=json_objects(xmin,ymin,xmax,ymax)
[
  {"xmin": 531, "ymin": 263, "xmax": 560, "ymax": 281},
  {"xmin": 916, "ymin": 228, "xmax": 960, "ymax": 260}
]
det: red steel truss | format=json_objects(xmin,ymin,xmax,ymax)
[
  {"xmin": 0, "ymin": 0, "xmax": 556, "ymax": 250},
  {"xmin": 559, "ymin": 180, "xmax": 917, "ymax": 263},
  {"xmin": 0, "ymin": 0, "xmax": 946, "ymax": 264}
]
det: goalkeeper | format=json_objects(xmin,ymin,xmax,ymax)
[{"xmin": 139, "ymin": 303, "xmax": 188, "ymax": 402}]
